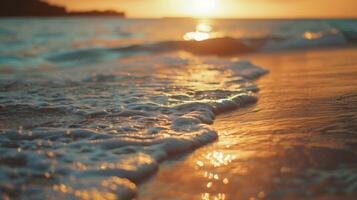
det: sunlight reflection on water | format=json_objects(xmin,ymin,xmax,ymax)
[
  {"xmin": 303, "ymin": 28, "xmax": 339, "ymax": 40},
  {"xmin": 183, "ymin": 22, "xmax": 220, "ymax": 41},
  {"xmin": 194, "ymin": 150, "xmax": 238, "ymax": 200}
]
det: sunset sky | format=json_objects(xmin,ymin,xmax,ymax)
[{"xmin": 46, "ymin": 0, "xmax": 357, "ymax": 18}]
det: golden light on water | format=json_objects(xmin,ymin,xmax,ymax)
[
  {"xmin": 197, "ymin": 23, "xmax": 213, "ymax": 32},
  {"xmin": 303, "ymin": 29, "xmax": 339, "ymax": 40},
  {"xmin": 184, "ymin": 31, "xmax": 210, "ymax": 41},
  {"xmin": 183, "ymin": 23, "xmax": 213, "ymax": 41}
]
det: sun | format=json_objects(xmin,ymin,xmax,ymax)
[{"xmin": 192, "ymin": 0, "xmax": 218, "ymax": 17}]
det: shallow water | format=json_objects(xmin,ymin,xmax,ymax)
[
  {"xmin": 139, "ymin": 47, "xmax": 357, "ymax": 200},
  {"xmin": 1, "ymin": 18, "xmax": 357, "ymax": 199},
  {"xmin": 1, "ymin": 18, "xmax": 357, "ymax": 69},
  {"xmin": 0, "ymin": 52, "xmax": 267, "ymax": 199}
]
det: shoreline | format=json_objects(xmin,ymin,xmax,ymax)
[
  {"xmin": 1, "ymin": 17, "xmax": 357, "ymax": 200},
  {"xmin": 138, "ymin": 46, "xmax": 357, "ymax": 199}
]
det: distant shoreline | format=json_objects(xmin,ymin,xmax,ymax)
[
  {"xmin": 0, "ymin": 16, "xmax": 126, "ymax": 18},
  {"xmin": 0, "ymin": 0, "xmax": 125, "ymax": 18},
  {"xmin": 0, "ymin": 14, "xmax": 125, "ymax": 18},
  {"xmin": 0, "ymin": 11, "xmax": 126, "ymax": 18}
]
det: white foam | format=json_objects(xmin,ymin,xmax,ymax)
[{"xmin": 0, "ymin": 52, "xmax": 267, "ymax": 199}]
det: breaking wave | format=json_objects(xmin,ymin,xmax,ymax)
[
  {"xmin": 1, "ymin": 18, "xmax": 356, "ymax": 199},
  {"xmin": 0, "ymin": 57, "xmax": 267, "ymax": 199},
  {"xmin": 44, "ymin": 27, "xmax": 357, "ymax": 68}
]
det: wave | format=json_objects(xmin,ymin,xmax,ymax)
[
  {"xmin": 261, "ymin": 28, "xmax": 352, "ymax": 51},
  {"xmin": 113, "ymin": 27, "xmax": 357, "ymax": 55},
  {"xmin": 1, "ymin": 19, "xmax": 356, "ymax": 199},
  {"xmin": 112, "ymin": 37, "xmax": 255, "ymax": 56},
  {"xmin": 43, "ymin": 28, "xmax": 357, "ymax": 68},
  {"xmin": 340, "ymin": 30, "xmax": 357, "ymax": 43},
  {"xmin": 0, "ymin": 59, "xmax": 267, "ymax": 199}
]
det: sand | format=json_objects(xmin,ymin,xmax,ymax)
[{"xmin": 138, "ymin": 47, "xmax": 357, "ymax": 200}]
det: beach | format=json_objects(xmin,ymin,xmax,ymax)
[
  {"xmin": 139, "ymin": 47, "xmax": 357, "ymax": 200},
  {"xmin": 1, "ymin": 18, "xmax": 357, "ymax": 199}
]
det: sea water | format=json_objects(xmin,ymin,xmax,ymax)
[{"xmin": 0, "ymin": 18, "xmax": 356, "ymax": 199}]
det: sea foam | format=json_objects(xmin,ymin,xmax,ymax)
[{"xmin": 0, "ymin": 56, "xmax": 267, "ymax": 199}]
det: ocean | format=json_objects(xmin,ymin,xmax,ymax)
[{"xmin": 0, "ymin": 18, "xmax": 357, "ymax": 199}]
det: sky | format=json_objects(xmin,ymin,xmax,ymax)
[{"xmin": 46, "ymin": 0, "xmax": 357, "ymax": 18}]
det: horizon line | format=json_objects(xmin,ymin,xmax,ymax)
[{"xmin": 1, "ymin": 16, "xmax": 356, "ymax": 20}]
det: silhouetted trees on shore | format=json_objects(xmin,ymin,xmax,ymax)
[{"xmin": 0, "ymin": 0, "xmax": 125, "ymax": 17}]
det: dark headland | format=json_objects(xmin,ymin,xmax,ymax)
[{"xmin": 0, "ymin": 0, "xmax": 125, "ymax": 17}]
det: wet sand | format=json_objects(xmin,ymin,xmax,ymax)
[{"xmin": 139, "ymin": 47, "xmax": 357, "ymax": 200}]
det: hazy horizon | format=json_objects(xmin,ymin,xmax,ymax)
[
  {"xmin": 45, "ymin": 0, "xmax": 357, "ymax": 19},
  {"xmin": 2, "ymin": 1, "xmax": 357, "ymax": 200}
]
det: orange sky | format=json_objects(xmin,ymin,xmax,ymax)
[{"xmin": 46, "ymin": 0, "xmax": 357, "ymax": 18}]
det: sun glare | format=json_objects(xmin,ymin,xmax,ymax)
[
  {"xmin": 192, "ymin": 0, "xmax": 218, "ymax": 17},
  {"xmin": 184, "ymin": 23, "xmax": 213, "ymax": 41}
]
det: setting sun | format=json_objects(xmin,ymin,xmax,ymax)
[
  {"xmin": 44, "ymin": 0, "xmax": 357, "ymax": 18},
  {"xmin": 1, "ymin": 0, "xmax": 357, "ymax": 200},
  {"xmin": 192, "ymin": 0, "xmax": 218, "ymax": 16}
]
